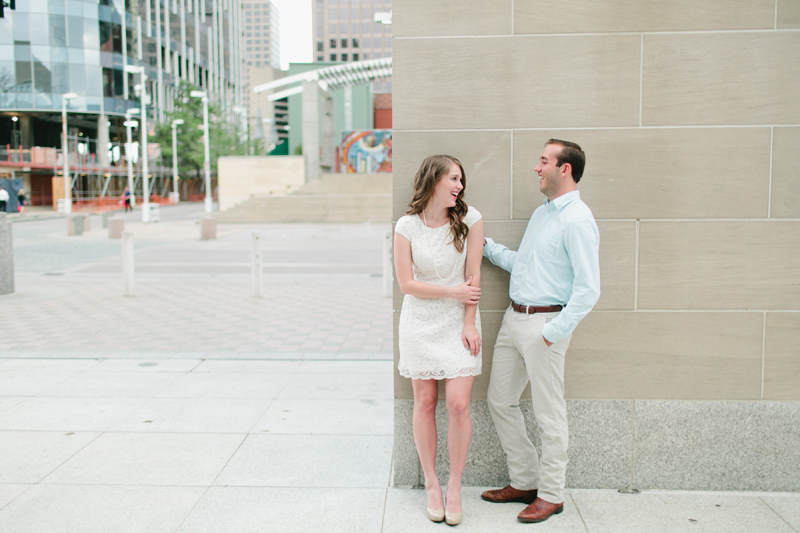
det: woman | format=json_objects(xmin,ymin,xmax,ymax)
[
  {"xmin": 394, "ymin": 155, "xmax": 484, "ymax": 526},
  {"xmin": 122, "ymin": 187, "xmax": 132, "ymax": 212},
  {"xmin": 17, "ymin": 188, "xmax": 25, "ymax": 213}
]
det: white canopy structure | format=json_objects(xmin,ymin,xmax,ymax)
[
  {"xmin": 253, "ymin": 57, "xmax": 393, "ymax": 101},
  {"xmin": 254, "ymin": 58, "xmax": 392, "ymax": 183}
]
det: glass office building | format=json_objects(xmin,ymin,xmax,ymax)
[
  {"xmin": 0, "ymin": 0, "xmax": 244, "ymax": 116},
  {"xmin": 0, "ymin": 0, "xmax": 244, "ymax": 206}
]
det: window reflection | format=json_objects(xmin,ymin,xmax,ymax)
[
  {"xmin": 68, "ymin": 16, "xmax": 83, "ymax": 48},
  {"xmin": 30, "ymin": 14, "xmax": 50, "ymax": 46},
  {"xmin": 50, "ymin": 14, "xmax": 67, "ymax": 46},
  {"xmin": 33, "ymin": 54, "xmax": 52, "ymax": 94}
]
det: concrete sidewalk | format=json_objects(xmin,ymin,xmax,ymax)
[{"xmin": 1, "ymin": 205, "xmax": 798, "ymax": 532}]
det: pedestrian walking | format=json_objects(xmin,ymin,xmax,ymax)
[{"xmin": 123, "ymin": 187, "xmax": 132, "ymax": 212}]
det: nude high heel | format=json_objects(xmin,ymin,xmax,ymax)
[
  {"xmin": 427, "ymin": 506, "xmax": 445, "ymax": 522},
  {"xmin": 426, "ymin": 486, "xmax": 444, "ymax": 522},
  {"xmin": 445, "ymin": 497, "xmax": 462, "ymax": 526}
]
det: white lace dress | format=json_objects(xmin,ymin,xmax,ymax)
[{"xmin": 395, "ymin": 206, "xmax": 482, "ymax": 380}]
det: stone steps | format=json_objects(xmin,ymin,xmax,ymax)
[{"xmin": 216, "ymin": 173, "xmax": 392, "ymax": 223}]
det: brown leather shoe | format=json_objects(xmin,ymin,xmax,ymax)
[
  {"xmin": 480, "ymin": 485, "xmax": 538, "ymax": 504},
  {"xmin": 517, "ymin": 498, "xmax": 564, "ymax": 523}
]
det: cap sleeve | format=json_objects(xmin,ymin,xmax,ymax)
[
  {"xmin": 464, "ymin": 206, "xmax": 482, "ymax": 229},
  {"xmin": 394, "ymin": 215, "xmax": 415, "ymax": 241}
]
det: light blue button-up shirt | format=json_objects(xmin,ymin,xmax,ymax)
[{"xmin": 483, "ymin": 190, "xmax": 601, "ymax": 343}]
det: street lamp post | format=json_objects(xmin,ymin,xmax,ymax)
[
  {"xmin": 232, "ymin": 106, "xmax": 247, "ymax": 150},
  {"xmin": 10, "ymin": 116, "xmax": 18, "ymax": 149},
  {"xmin": 124, "ymin": 109, "xmax": 139, "ymax": 208},
  {"xmin": 61, "ymin": 92, "xmax": 78, "ymax": 213},
  {"xmin": 125, "ymin": 65, "xmax": 151, "ymax": 223},
  {"xmin": 171, "ymin": 119, "xmax": 184, "ymax": 204},
  {"xmin": 190, "ymin": 90, "xmax": 212, "ymax": 213}
]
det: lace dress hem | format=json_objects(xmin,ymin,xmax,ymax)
[{"xmin": 398, "ymin": 368, "xmax": 482, "ymax": 380}]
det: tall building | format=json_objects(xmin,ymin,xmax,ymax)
[
  {"xmin": 311, "ymin": 0, "xmax": 392, "ymax": 93},
  {"xmin": 242, "ymin": 0, "xmax": 280, "ymax": 70},
  {"xmin": 0, "ymin": 0, "xmax": 244, "ymax": 206},
  {"xmin": 241, "ymin": 1, "xmax": 281, "ymax": 150}
]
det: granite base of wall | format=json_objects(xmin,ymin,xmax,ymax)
[
  {"xmin": 393, "ymin": 399, "xmax": 800, "ymax": 492},
  {"xmin": 0, "ymin": 213, "xmax": 14, "ymax": 296}
]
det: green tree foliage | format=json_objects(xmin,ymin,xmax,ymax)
[{"xmin": 151, "ymin": 82, "xmax": 265, "ymax": 181}]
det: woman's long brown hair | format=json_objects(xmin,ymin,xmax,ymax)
[{"xmin": 406, "ymin": 155, "xmax": 469, "ymax": 253}]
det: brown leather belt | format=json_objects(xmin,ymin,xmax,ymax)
[{"xmin": 511, "ymin": 302, "xmax": 563, "ymax": 314}]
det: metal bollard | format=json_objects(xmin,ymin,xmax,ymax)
[
  {"xmin": 383, "ymin": 231, "xmax": 393, "ymax": 298},
  {"xmin": 123, "ymin": 231, "xmax": 134, "ymax": 297},
  {"xmin": 251, "ymin": 231, "xmax": 263, "ymax": 298}
]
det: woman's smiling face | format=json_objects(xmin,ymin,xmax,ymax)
[{"xmin": 432, "ymin": 163, "xmax": 464, "ymax": 209}]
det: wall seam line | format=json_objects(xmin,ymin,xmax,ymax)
[
  {"xmin": 761, "ymin": 312, "xmax": 767, "ymax": 399},
  {"xmin": 483, "ymin": 218, "xmax": 800, "ymax": 222},
  {"xmin": 634, "ymin": 219, "xmax": 640, "ymax": 310},
  {"xmin": 511, "ymin": 0, "xmax": 515, "ymax": 35},
  {"xmin": 587, "ymin": 309, "xmax": 797, "ymax": 313},
  {"xmin": 392, "ymin": 125, "xmax": 799, "ymax": 133},
  {"xmin": 639, "ymin": 34, "xmax": 644, "ymax": 128},
  {"xmin": 775, "ymin": 0, "xmax": 779, "ymax": 29},
  {"xmin": 630, "ymin": 400, "xmax": 636, "ymax": 490},
  {"xmin": 392, "ymin": 28, "xmax": 800, "ymax": 40},
  {"xmin": 768, "ymin": 126, "xmax": 774, "ymax": 218},
  {"xmin": 510, "ymin": 130, "xmax": 514, "ymax": 220}
]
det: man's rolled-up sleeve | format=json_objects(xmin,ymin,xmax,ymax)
[{"xmin": 483, "ymin": 237, "xmax": 517, "ymax": 274}]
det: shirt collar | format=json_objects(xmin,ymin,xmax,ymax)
[{"xmin": 544, "ymin": 190, "xmax": 580, "ymax": 211}]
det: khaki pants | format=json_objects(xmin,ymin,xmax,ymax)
[{"xmin": 487, "ymin": 306, "xmax": 571, "ymax": 504}]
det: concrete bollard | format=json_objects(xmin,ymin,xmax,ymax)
[
  {"xmin": 108, "ymin": 217, "xmax": 125, "ymax": 239},
  {"xmin": 83, "ymin": 214, "xmax": 91, "ymax": 232},
  {"xmin": 102, "ymin": 211, "xmax": 114, "ymax": 229},
  {"xmin": 200, "ymin": 217, "xmax": 217, "ymax": 240},
  {"xmin": 383, "ymin": 231, "xmax": 393, "ymax": 298},
  {"xmin": 67, "ymin": 214, "xmax": 84, "ymax": 236},
  {"xmin": 122, "ymin": 231, "xmax": 134, "ymax": 297},
  {"xmin": 0, "ymin": 213, "xmax": 14, "ymax": 296},
  {"xmin": 252, "ymin": 231, "xmax": 263, "ymax": 298}
]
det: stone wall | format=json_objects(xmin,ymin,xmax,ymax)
[{"xmin": 392, "ymin": 0, "xmax": 800, "ymax": 490}]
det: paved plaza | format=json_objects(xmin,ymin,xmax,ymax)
[{"xmin": 1, "ymin": 204, "xmax": 799, "ymax": 532}]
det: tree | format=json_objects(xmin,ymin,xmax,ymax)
[{"xmin": 151, "ymin": 82, "xmax": 262, "ymax": 184}]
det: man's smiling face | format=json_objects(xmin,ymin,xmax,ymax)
[{"xmin": 534, "ymin": 143, "xmax": 564, "ymax": 200}]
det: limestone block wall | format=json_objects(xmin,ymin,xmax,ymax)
[
  {"xmin": 217, "ymin": 156, "xmax": 305, "ymax": 212},
  {"xmin": 392, "ymin": 0, "xmax": 800, "ymax": 490}
]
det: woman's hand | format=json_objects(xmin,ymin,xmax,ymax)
[
  {"xmin": 462, "ymin": 323, "xmax": 481, "ymax": 357},
  {"xmin": 448, "ymin": 276, "xmax": 481, "ymax": 304}
]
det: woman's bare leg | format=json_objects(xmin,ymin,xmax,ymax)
[
  {"xmin": 444, "ymin": 376, "xmax": 474, "ymax": 513},
  {"xmin": 412, "ymin": 378, "xmax": 442, "ymax": 511}
]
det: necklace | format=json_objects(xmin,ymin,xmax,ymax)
[{"xmin": 421, "ymin": 210, "xmax": 461, "ymax": 281}]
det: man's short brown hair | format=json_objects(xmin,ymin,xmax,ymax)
[{"xmin": 546, "ymin": 139, "xmax": 586, "ymax": 183}]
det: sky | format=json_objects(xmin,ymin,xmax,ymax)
[{"xmin": 270, "ymin": 0, "xmax": 313, "ymax": 70}]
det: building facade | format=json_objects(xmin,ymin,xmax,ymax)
[
  {"xmin": 242, "ymin": 0, "xmax": 279, "ymax": 70},
  {"xmin": 311, "ymin": 0, "xmax": 392, "ymax": 93},
  {"xmin": 0, "ymin": 0, "xmax": 244, "ymax": 206}
]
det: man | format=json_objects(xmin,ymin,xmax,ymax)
[
  {"xmin": 481, "ymin": 139, "xmax": 600, "ymax": 523},
  {"xmin": 0, "ymin": 186, "xmax": 8, "ymax": 212}
]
